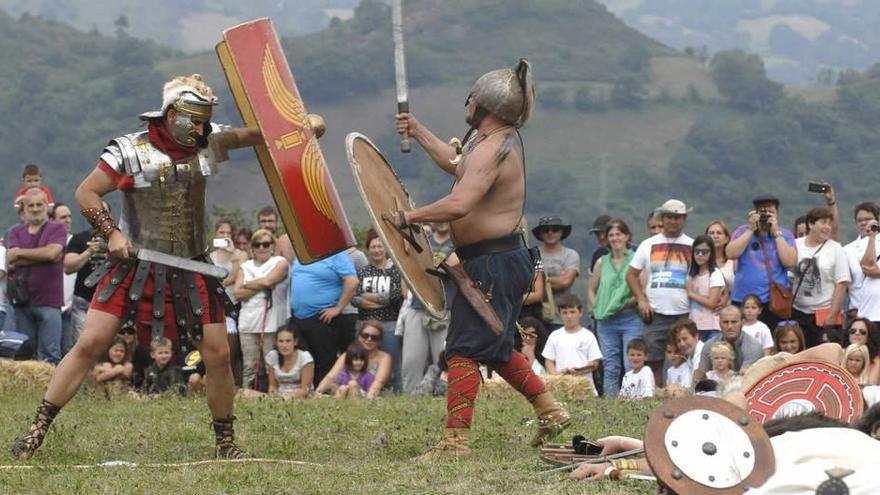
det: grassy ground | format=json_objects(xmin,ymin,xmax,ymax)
[{"xmin": 0, "ymin": 386, "xmax": 658, "ymax": 494}]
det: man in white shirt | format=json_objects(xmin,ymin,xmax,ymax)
[
  {"xmin": 626, "ymin": 199, "xmax": 694, "ymax": 385},
  {"xmin": 845, "ymin": 202, "xmax": 880, "ymax": 341},
  {"xmin": 543, "ymin": 294, "xmax": 603, "ymax": 396}
]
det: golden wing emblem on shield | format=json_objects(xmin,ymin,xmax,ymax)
[{"xmin": 262, "ymin": 45, "xmax": 338, "ymax": 225}]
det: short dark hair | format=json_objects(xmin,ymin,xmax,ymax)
[
  {"xmin": 752, "ymin": 195, "xmax": 780, "ymax": 208},
  {"xmin": 22, "ymin": 164, "xmax": 41, "ymax": 177},
  {"xmin": 257, "ymin": 206, "xmax": 277, "ymax": 219},
  {"xmin": 854, "ymin": 202, "xmax": 880, "ymax": 221},
  {"xmin": 670, "ymin": 318, "xmax": 698, "ymax": 341},
  {"xmin": 805, "ymin": 207, "xmax": 833, "ymax": 229},
  {"xmin": 214, "ymin": 218, "xmax": 234, "ymax": 232},
  {"xmin": 627, "ymin": 338, "xmax": 647, "ymax": 354},
  {"xmin": 557, "ymin": 293, "xmax": 582, "ymax": 310},
  {"xmin": 344, "ymin": 342, "xmax": 370, "ymax": 371},
  {"xmin": 793, "ymin": 215, "xmax": 807, "ymax": 232}
]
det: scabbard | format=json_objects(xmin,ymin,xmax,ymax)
[{"xmin": 437, "ymin": 261, "xmax": 503, "ymax": 336}]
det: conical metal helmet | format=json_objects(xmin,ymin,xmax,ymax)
[{"xmin": 468, "ymin": 58, "xmax": 534, "ymax": 128}]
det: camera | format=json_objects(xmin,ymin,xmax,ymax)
[
  {"xmin": 871, "ymin": 224, "xmax": 880, "ymax": 233},
  {"xmin": 759, "ymin": 208, "xmax": 770, "ymax": 225},
  {"xmin": 212, "ymin": 238, "xmax": 231, "ymax": 249},
  {"xmin": 808, "ymin": 182, "xmax": 829, "ymax": 194}
]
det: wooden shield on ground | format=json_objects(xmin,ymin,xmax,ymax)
[
  {"xmin": 346, "ymin": 132, "xmax": 445, "ymax": 318},
  {"xmin": 645, "ymin": 396, "xmax": 775, "ymax": 495},
  {"xmin": 745, "ymin": 361, "xmax": 863, "ymax": 424},
  {"xmin": 216, "ymin": 18, "xmax": 354, "ymax": 263}
]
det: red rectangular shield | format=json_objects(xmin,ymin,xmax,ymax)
[{"xmin": 216, "ymin": 18, "xmax": 354, "ymax": 263}]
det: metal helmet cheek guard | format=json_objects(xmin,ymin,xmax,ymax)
[
  {"xmin": 468, "ymin": 58, "xmax": 535, "ymax": 128},
  {"xmin": 170, "ymin": 96, "xmax": 213, "ymax": 147}
]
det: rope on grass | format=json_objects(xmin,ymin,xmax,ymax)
[{"xmin": 0, "ymin": 458, "xmax": 324, "ymax": 470}]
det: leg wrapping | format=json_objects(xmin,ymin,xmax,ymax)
[
  {"xmin": 445, "ymin": 356, "xmax": 481, "ymax": 429},
  {"xmin": 493, "ymin": 351, "xmax": 547, "ymax": 402}
]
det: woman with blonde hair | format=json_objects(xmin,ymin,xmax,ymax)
[{"xmin": 234, "ymin": 229, "xmax": 290, "ymax": 390}]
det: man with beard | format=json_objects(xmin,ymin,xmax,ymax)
[{"xmin": 11, "ymin": 74, "xmax": 262, "ymax": 460}]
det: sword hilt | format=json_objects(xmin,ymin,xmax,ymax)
[{"xmin": 398, "ymin": 100, "xmax": 411, "ymax": 153}]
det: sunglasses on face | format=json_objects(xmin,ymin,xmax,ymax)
[
  {"xmin": 252, "ymin": 241, "xmax": 273, "ymax": 249},
  {"xmin": 120, "ymin": 329, "xmax": 136, "ymax": 335},
  {"xmin": 542, "ymin": 226, "xmax": 562, "ymax": 233},
  {"xmin": 694, "ymin": 248, "xmax": 712, "ymax": 256},
  {"xmin": 850, "ymin": 328, "xmax": 868, "ymax": 336},
  {"xmin": 360, "ymin": 333, "xmax": 381, "ymax": 342},
  {"xmin": 776, "ymin": 320, "xmax": 797, "ymax": 327}
]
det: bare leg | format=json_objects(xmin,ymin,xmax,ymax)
[
  {"xmin": 199, "ymin": 323, "xmax": 235, "ymax": 419},
  {"xmin": 197, "ymin": 322, "xmax": 244, "ymax": 459},
  {"xmin": 47, "ymin": 310, "xmax": 123, "ymax": 405},
  {"xmin": 336, "ymin": 385, "xmax": 348, "ymax": 399},
  {"xmin": 347, "ymin": 385, "xmax": 361, "ymax": 399}
]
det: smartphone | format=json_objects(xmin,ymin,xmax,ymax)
[
  {"xmin": 808, "ymin": 182, "xmax": 828, "ymax": 194},
  {"xmin": 212, "ymin": 238, "xmax": 230, "ymax": 249}
]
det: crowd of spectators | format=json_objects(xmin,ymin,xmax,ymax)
[{"xmin": 3, "ymin": 163, "xmax": 879, "ymax": 405}]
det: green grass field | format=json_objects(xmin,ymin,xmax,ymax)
[{"xmin": 0, "ymin": 387, "xmax": 658, "ymax": 494}]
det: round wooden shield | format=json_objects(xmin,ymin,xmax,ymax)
[
  {"xmin": 346, "ymin": 132, "xmax": 445, "ymax": 318},
  {"xmin": 645, "ymin": 396, "xmax": 775, "ymax": 495},
  {"xmin": 744, "ymin": 361, "xmax": 863, "ymax": 424}
]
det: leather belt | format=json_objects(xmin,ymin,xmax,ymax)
[{"xmin": 456, "ymin": 233, "xmax": 525, "ymax": 261}]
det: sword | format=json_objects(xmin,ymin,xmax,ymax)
[
  {"xmin": 392, "ymin": 0, "xmax": 411, "ymax": 153},
  {"xmin": 131, "ymin": 248, "xmax": 229, "ymax": 280}
]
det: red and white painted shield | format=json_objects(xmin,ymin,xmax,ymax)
[
  {"xmin": 216, "ymin": 18, "xmax": 355, "ymax": 263},
  {"xmin": 745, "ymin": 361, "xmax": 863, "ymax": 424}
]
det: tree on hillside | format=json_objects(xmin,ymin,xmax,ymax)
[
  {"xmin": 610, "ymin": 75, "xmax": 645, "ymax": 109},
  {"xmin": 836, "ymin": 64, "xmax": 880, "ymax": 128},
  {"xmin": 710, "ymin": 50, "xmax": 783, "ymax": 112}
]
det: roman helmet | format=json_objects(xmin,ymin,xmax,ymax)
[
  {"xmin": 139, "ymin": 74, "xmax": 217, "ymax": 146},
  {"xmin": 467, "ymin": 58, "xmax": 535, "ymax": 128}
]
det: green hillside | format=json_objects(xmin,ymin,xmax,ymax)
[{"xmin": 1, "ymin": 0, "xmax": 879, "ymax": 261}]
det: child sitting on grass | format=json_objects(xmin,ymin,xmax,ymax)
[
  {"xmin": 266, "ymin": 327, "xmax": 314, "ymax": 400},
  {"xmin": 619, "ymin": 338, "xmax": 654, "ymax": 400},
  {"xmin": 335, "ymin": 343, "xmax": 375, "ymax": 399},
  {"xmin": 91, "ymin": 336, "xmax": 133, "ymax": 398},
  {"xmin": 542, "ymin": 294, "xmax": 603, "ymax": 396},
  {"xmin": 706, "ymin": 341, "xmax": 736, "ymax": 385},
  {"xmin": 143, "ymin": 338, "xmax": 185, "ymax": 396}
]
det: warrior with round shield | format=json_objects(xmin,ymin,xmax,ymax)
[
  {"xmin": 11, "ymin": 75, "xmax": 262, "ymax": 460},
  {"xmin": 393, "ymin": 59, "xmax": 571, "ymax": 461}
]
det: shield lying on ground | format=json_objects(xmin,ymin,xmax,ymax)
[
  {"xmin": 745, "ymin": 361, "xmax": 863, "ymax": 424},
  {"xmin": 645, "ymin": 396, "xmax": 775, "ymax": 495},
  {"xmin": 216, "ymin": 18, "xmax": 354, "ymax": 263},
  {"xmin": 345, "ymin": 132, "xmax": 445, "ymax": 318}
]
